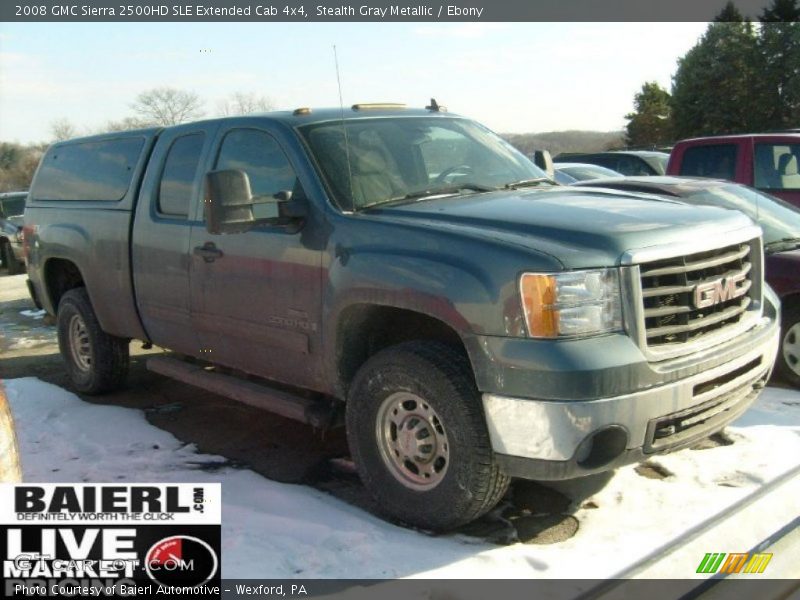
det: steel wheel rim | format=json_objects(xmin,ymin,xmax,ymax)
[
  {"xmin": 68, "ymin": 314, "xmax": 92, "ymax": 372},
  {"xmin": 376, "ymin": 391, "xmax": 449, "ymax": 490},
  {"xmin": 783, "ymin": 322, "xmax": 800, "ymax": 377}
]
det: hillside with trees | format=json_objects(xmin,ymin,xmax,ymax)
[{"xmin": 502, "ymin": 130, "xmax": 625, "ymax": 157}]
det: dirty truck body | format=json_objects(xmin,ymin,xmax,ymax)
[{"xmin": 25, "ymin": 108, "xmax": 780, "ymax": 529}]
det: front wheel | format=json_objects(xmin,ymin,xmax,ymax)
[
  {"xmin": 1, "ymin": 240, "xmax": 24, "ymax": 275},
  {"xmin": 346, "ymin": 341, "xmax": 510, "ymax": 531},
  {"xmin": 56, "ymin": 287, "xmax": 130, "ymax": 394},
  {"xmin": 777, "ymin": 303, "xmax": 800, "ymax": 388}
]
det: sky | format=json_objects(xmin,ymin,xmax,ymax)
[{"xmin": 0, "ymin": 22, "xmax": 709, "ymax": 144}]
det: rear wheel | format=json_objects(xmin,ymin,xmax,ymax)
[
  {"xmin": 777, "ymin": 303, "xmax": 800, "ymax": 388},
  {"xmin": 346, "ymin": 341, "xmax": 510, "ymax": 531},
  {"xmin": 57, "ymin": 287, "xmax": 129, "ymax": 394}
]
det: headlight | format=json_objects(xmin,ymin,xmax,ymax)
[{"xmin": 519, "ymin": 269, "xmax": 622, "ymax": 338}]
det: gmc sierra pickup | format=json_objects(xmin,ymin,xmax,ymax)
[{"xmin": 24, "ymin": 105, "xmax": 780, "ymax": 530}]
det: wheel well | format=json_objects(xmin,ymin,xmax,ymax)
[
  {"xmin": 780, "ymin": 292, "xmax": 800, "ymax": 315},
  {"xmin": 44, "ymin": 259, "xmax": 85, "ymax": 311},
  {"xmin": 336, "ymin": 305, "xmax": 469, "ymax": 396}
]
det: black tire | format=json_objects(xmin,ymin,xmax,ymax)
[
  {"xmin": 346, "ymin": 341, "xmax": 510, "ymax": 531},
  {"xmin": 776, "ymin": 302, "xmax": 800, "ymax": 388},
  {"xmin": 0, "ymin": 240, "xmax": 10, "ymax": 273},
  {"xmin": 3, "ymin": 242, "xmax": 25, "ymax": 275},
  {"xmin": 56, "ymin": 287, "xmax": 129, "ymax": 394}
]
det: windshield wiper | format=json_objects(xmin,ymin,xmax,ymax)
[
  {"xmin": 765, "ymin": 237, "xmax": 800, "ymax": 254},
  {"xmin": 360, "ymin": 184, "xmax": 496, "ymax": 210},
  {"xmin": 504, "ymin": 177, "xmax": 556, "ymax": 189}
]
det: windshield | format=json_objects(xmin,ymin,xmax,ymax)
[
  {"xmin": 299, "ymin": 117, "xmax": 547, "ymax": 210},
  {"xmin": 684, "ymin": 183, "xmax": 800, "ymax": 245}
]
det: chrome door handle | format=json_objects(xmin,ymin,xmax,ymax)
[{"xmin": 193, "ymin": 243, "xmax": 223, "ymax": 263}]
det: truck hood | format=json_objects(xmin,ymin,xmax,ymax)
[{"xmin": 373, "ymin": 187, "xmax": 756, "ymax": 269}]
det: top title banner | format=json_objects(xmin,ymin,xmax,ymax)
[{"xmin": 0, "ymin": 0, "xmax": 782, "ymax": 22}]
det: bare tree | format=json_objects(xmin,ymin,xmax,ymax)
[
  {"xmin": 50, "ymin": 118, "xmax": 77, "ymax": 142},
  {"xmin": 131, "ymin": 87, "xmax": 204, "ymax": 126},
  {"xmin": 104, "ymin": 116, "xmax": 155, "ymax": 132},
  {"xmin": 0, "ymin": 144, "xmax": 44, "ymax": 192},
  {"xmin": 217, "ymin": 92, "xmax": 274, "ymax": 116}
]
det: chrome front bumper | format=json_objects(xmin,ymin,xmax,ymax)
[{"xmin": 483, "ymin": 314, "xmax": 779, "ymax": 480}]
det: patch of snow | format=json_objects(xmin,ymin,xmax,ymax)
[
  {"xmin": 4, "ymin": 378, "xmax": 800, "ymax": 579},
  {"xmin": 9, "ymin": 337, "xmax": 45, "ymax": 350},
  {"xmin": 19, "ymin": 309, "xmax": 46, "ymax": 319}
]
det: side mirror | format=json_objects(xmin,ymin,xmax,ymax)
[
  {"xmin": 528, "ymin": 150, "xmax": 555, "ymax": 179},
  {"xmin": 204, "ymin": 169, "xmax": 255, "ymax": 235},
  {"xmin": 274, "ymin": 190, "xmax": 309, "ymax": 220}
]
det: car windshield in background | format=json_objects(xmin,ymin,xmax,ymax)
[
  {"xmin": 554, "ymin": 170, "xmax": 577, "ymax": 185},
  {"xmin": 649, "ymin": 153, "xmax": 669, "ymax": 175},
  {"xmin": 685, "ymin": 183, "xmax": 800, "ymax": 246},
  {"xmin": 300, "ymin": 117, "xmax": 548, "ymax": 211},
  {"xmin": 559, "ymin": 164, "xmax": 622, "ymax": 181}
]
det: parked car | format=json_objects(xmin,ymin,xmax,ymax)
[
  {"xmin": 0, "ymin": 191, "xmax": 27, "ymax": 274},
  {"xmin": 667, "ymin": 132, "xmax": 800, "ymax": 207},
  {"xmin": 25, "ymin": 106, "xmax": 778, "ymax": 530},
  {"xmin": 576, "ymin": 175, "xmax": 800, "ymax": 386},
  {"xmin": 554, "ymin": 151, "xmax": 669, "ymax": 176},
  {"xmin": 554, "ymin": 162, "xmax": 623, "ymax": 183},
  {"xmin": 553, "ymin": 169, "xmax": 577, "ymax": 185},
  {"xmin": 0, "ymin": 384, "xmax": 22, "ymax": 482}
]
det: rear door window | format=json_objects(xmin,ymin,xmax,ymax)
[
  {"xmin": 32, "ymin": 137, "xmax": 144, "ymax": 201},
  {"xmin": 158, "ymin": 133, "xmax": 206, "ymax": 218},
  {"xmin": 679, "ymin": 144, "xmax": 738, "ymax": 180}
]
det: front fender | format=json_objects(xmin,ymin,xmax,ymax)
[{"xmin": 323, "ymin": 247, "xmax": 520, "ymax": 397}]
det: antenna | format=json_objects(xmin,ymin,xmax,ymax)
[{"xmin": 333, "ymin": 45, "xmax": 355, "ymax": 211}]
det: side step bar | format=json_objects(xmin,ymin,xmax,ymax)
[{"xmin": 146, "ymin": 356, "xmax": 337, "ymax": 428}]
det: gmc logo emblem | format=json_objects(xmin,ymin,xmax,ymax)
[{"xmin": 693, "ymin": 272, "xmax": 748, "ymax": 309}]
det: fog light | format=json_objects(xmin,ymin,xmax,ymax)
[{"xmin": 575, "ymin": 426, "xmax": 628, "ymax": 469}]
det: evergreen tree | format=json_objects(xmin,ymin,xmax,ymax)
[
  {"xmin": 759, "ymin": 0, "xmax": 800, "ymax": 128},
  {"xmin": 624, "ymin": 82, "xmax": 673, "ymax": 147},
  {"xmin": 671, "ymin": 6, "xmax": 767, "ymax": 138}
]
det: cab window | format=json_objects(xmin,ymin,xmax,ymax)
[
  {"xmin": 680, "ymin": 144, "xmax": 738, "ymax": 180},
  {"xmin": 755, "ymin": 143, "xmax": 800, "ymax": 190},
  {"xmin": 158, "ymin": 133, "xmax": 206, "ymax": 218},
  {"xmin": 214, "ymin": 129, "xmax": 299, "ymax": 220}
]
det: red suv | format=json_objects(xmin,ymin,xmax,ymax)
[{"xmin": 667, "ymin": 132, "xmax": 800, "ymax": 207}]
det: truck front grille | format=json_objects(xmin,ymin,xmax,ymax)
[{"xmin": 639, "ymin": 242, "xmax": 756, "ymax": 349}]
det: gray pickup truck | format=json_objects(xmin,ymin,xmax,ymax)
[{"xmin": 24, "ymin": 105, "xmax": 779, "ymax": 530}]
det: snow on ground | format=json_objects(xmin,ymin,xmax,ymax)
[
  {"xmin": 19, "ymin": 310, "xmax": 46, "ymax": 319},
  {"xmin": 4, "ymin": 377, "xmax": 800, "ymax": 579}
]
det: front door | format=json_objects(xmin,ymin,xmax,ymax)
[{"xmin": 189, "ymin": 125, "xmax": 324, "ymax": 391}]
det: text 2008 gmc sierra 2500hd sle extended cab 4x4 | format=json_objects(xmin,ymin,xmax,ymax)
[{"xmin": 24, "ymin": 104, "xmax": 780, "ymax": 530}]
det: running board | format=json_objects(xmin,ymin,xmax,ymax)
[{"xmin": 146, "ymin": 356, "xmax": 336, "ymax": 428}]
